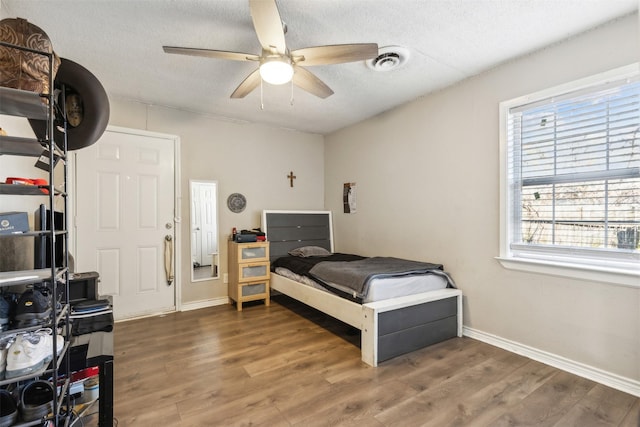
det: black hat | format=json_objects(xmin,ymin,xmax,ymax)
[{"xmin": 29, "ymin": 57, "xmax": 110, "ymax": 151}]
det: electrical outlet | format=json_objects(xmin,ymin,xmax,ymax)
[{"xmin": 223, "ymin": 273, "xmax": 228, "ymax": 283}]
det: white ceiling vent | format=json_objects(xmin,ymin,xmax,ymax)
[{"xmin": 366, "ymin": 46, "xmax": 410, "ymax": 72}]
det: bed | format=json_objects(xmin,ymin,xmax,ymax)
[{"xmin": 262, "ymin": 210, "xmax": 463, "ymax": 367}]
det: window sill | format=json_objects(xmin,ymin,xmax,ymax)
[{"xmin": 495, "ymin": 256, "xmax": 640, "ymax": 288}]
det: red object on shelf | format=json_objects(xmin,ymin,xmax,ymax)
[
  {"xmin": 71, "ymin": 366, "xmax": 100, "ymax": 383},
  {"xmin": 5, "ymin": 177, "xmax": 33, "ymax": 185},
  {"xmin": 5, "ymin": 177, "xmax": 49, "ymax": 194}
]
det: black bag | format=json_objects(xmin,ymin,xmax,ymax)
[{"xmin": 71, "ymin": 311, "xmax": 113, "ymax": 336}]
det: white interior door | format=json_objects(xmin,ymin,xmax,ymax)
[
  {"xmin": 190, "ymin": 182, "xmax": 217, "ymax": 267},
  {"xmin": 74, "ymin": 127, "xmax": 177, "ymax": 320},
  {"xmin": 190, "ymin": 185, "xmax": 203, "ymax": 266},
  {"xmin": 198, "ymin": 182, "xmax": 217, "ymax": 263}
]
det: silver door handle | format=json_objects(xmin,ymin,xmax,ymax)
[{"xmin": 164, "ymin": 234, "xmax": 174, "ymax": 285}]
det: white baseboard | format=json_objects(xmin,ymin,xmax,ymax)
[
  {"xmin": 114, "ymin": 297, "xmax": 229, "ymax": 322},
  {"xmin": 180, "ymin": 297, "xmax": 229, "ymax": 312},
  {"xmin": 463, "ymin": 326, "xmax": 640, "ymax": 398},
  {"xmin": 115, "ymin": 309, "xmax": 174, "ymax": 323}
]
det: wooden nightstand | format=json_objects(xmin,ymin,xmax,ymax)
[{"xmin": 228, "ymin": 240, "xmax": 270, "ymax": 311}]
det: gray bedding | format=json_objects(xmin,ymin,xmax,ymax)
[{"xmin": 309, "ymin": 257, "xmax": 454, "ymax": 299}]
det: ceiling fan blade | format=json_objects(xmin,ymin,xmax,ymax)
[
  {"xmin": 292, "ymin": 66, "xmax": 334, "ymax": 99},
  {"xmin": 249, "ymin": 0, "xmax": 286, "ymax": 54},
  {"xmin": 231, "ymin": 68, "xmax": 262, "ymax": 98},
  {"xmin": 163, "ymin": 46, "xmax": 259, "ymax": 62},
  {"xmin": 292, "ymin": 43, "xmax": 379, "ymax": 66}
]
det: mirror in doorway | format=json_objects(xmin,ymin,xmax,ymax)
[{"xmin": 190, "ymin": 180, "xmax": 219, "ymax": 282}]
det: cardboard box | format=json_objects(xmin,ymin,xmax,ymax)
[
  {"xmin": 0, "ymin": 211, "xmax": 29, "ymax": 234},
  {"xmin": 0, "ymin": 236, "xmax": 34, "ymax": 271}
]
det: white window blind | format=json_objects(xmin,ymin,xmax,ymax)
[{"xmin": 503, "ymin": 70, "xmax": 640, "ymax": 277}]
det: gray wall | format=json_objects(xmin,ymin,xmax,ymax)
[
  {"xmin": 324, "ymin": 14, "xmax": 639, "ymax": 383},
  {"xmin": 107, "ymin": 101, "xmax": 325, "ymax": 305}
]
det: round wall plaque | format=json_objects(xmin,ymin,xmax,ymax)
[{"xmin": 227, "ymin": 193, "xmax": 246, "ymax": 213}]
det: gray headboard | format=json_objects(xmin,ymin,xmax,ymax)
[{"xmin": 262, "ymin": 210, "xmax": 334, "ymax": 262}]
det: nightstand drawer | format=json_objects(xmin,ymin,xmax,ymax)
[
  {"xmin": 234, "ymin": 242, "xmax": 269, "ymax": 263},
  {"xmin": 241, "ymin": 281, "xmax": 268, "ymax": 297},
  {"xmin": 237, "ymin": 261, "xmax": 270, "ymax": 282}
]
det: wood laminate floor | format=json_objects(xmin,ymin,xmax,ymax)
[{"xmin": 94, "ymin": 295, "xmax": 639, "ymax": 426}]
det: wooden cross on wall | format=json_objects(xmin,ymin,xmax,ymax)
[{"xmin": 288, "ymin": 171, "xmax": 296, "ymax": 187}]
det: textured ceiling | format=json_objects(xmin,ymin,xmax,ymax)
[{"xmin": 1, "ymin": 0, "xmax": 637, "ymax": 135}]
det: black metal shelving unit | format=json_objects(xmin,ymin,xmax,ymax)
[{"xmin": 0, "ymin": 40, "xmax": 72, "ymax": 426}]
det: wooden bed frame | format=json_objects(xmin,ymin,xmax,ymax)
[{"xmin": 262, "ymin": 210, "xmax": 463, "ymax": 367}]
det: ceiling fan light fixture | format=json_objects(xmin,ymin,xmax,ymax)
[{"xmin": 259, "ymin": 57, "xmax": 294, "ymax": 85}]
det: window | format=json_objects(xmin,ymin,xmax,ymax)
[{"xmin": 499, "ymin": 65, "xmax": 640, "ymax": 287}]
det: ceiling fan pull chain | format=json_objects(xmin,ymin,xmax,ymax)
[
  {"xmin": 290, "ymin": 80, "xmax": 294, "ymax": 106},
  {"xmin": 260, "ymin": 79, "xmax": 264, "ymax": 110}
]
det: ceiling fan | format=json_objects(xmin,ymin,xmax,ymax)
[{"xmin": 162, "ymin": 0, "xmax": 379, "ymax": 99}]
